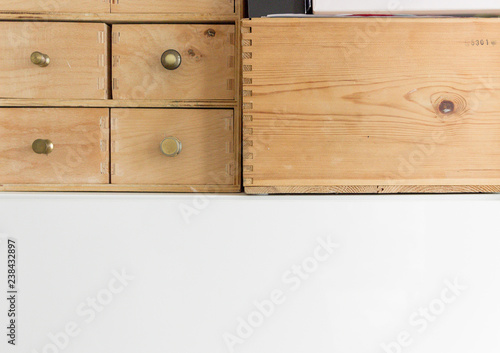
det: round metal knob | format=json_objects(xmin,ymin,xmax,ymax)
[
  {"xmin": 32, "ymin": 139, "xmax": 54, "ymax": 155},
  {"xmin": 161, "ymin": 50, "xmax": 181, "ymax": 70},
  {"xmin": 31, "ymin": 51, "xmax": 50, "ymax": 67},
  {"xmin": 160, "ymin": 137, "xmax": 182, "ymax": 157}
]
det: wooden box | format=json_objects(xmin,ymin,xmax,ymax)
[{"xmin": 242, "ymin": 18, "xmax": 500, "ymax": 194}]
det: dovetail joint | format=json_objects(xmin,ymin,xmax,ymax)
[
  {"xmin": 97, "ymin": 30, "xmax": 106, "ymax": 44},
  {"xmin": 244, "ymin": 178, "xmax": 254, "ymax": 185},
  {"xmin": 112, "ymin": 32, "xmax": 121, "ymax": 44},
  {"xmin": 100, "ymin": 162, "xmax": 109, "ymax": 175},
  {"xmin": 100, "ymin": 140, "xmax": 108, "ymax": 152},
  {"xmin": 227, "ymin": 55, "xmax": 235, "ymax": 68}
]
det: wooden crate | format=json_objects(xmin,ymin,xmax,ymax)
[{"xmin": 242, "ymin": 18, "xmax": 500, "ymax": 194}]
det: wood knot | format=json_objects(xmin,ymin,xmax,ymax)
[
  {"xmin": 431, "ymin": 92, "xmax": 468, "ymax": 119},
  {"xmin": 439, "ymin": 100, "xmax": 455, "ymax": 115},
  {"xmin": 205, "ymin": 29, "xmax": 216, "ymax": 37}
]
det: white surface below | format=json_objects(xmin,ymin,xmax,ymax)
[{"xmin": 0, "ymin": 194, "xmax": 500, "ymax": 353}]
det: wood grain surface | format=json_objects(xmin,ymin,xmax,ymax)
[
  {"xmin": 111, "ymin": 0, "xmax": 234, "ymax": 14},
  {"xmin": 0, "ymin": 108, "xmax": 109, "ymax": 184},
  {"xmin": 112, "ymin": 24, "xmax": 235, "ymax": 101},
  {"xmin": 111, "ymin": 109, "xmax": 236, "ymax": 186},
  {"xmin": 0, "ymin": 22, "xmax": 109, "ymax": 99},
  {"xmin": 0, "ymin": 0, "xmax": 109, "ymax": 13},
  {"xmin": 243, "ymin": 18, "xmax": 500, "ymax": 193}
]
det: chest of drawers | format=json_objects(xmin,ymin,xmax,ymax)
[
  {"xmin": 242, "ymin": 18, "xmax": 500, "ymax": 194},
  {"xmin": 0, "ymin": 0, "xmax": 243, "ymax": 193}
]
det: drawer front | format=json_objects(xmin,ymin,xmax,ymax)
[
  {"xmin": 0, "ymin": 108, "xmax": 109, "ymax": 185},
  {"xmin": 111, "ymin": 0, "xmax": 234, "ymax": 14},
  {"xmin": 0, "ymin": 22, "xmax": 109, "ymax": 99},
  {"xmin": 242, "ymin": 19, "xmax": 500, "ymax": 191},
  {"xmin": 0, "ymin": 0, "xmax": 109, "ymax": 13},
  {"xmin": 112, "ymin": 25, "xmax": 235, "ymax": 100},
  {"xmin": 111, "ymin": 109, "xmax": 235, "ymax": 185}
]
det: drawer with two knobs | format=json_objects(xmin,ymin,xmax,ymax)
[
  {"xmin": 0, "ymin": 108, "xmax": 235, "ymax": 186},
  {"xmin": 0, "ymin": 22, "xmax": 236, "ymax": 101}
]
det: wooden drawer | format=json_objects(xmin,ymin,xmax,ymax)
[
  {"xmin": 0, "ymin": 108, "xmax": 109, "ymax": 185},
  {"xmin": 242, "ymin": 18, "xmax": 500, "ymax": 194},
  {"xmin": 111, "ymin": 109, "xmax": 235, "ymax": 185},
  {"xmin": 0, "ymin": 0, "xmax": 110, "ymax": 13},
  {"xmin": 0, "ymin": 22, "xmax": 109, "ymax": 100},
  {"xmin": 111, "ymin": 0, "xmax": 234, "ymax": 14},
  {"xmin": 112, "ymin": 25, "xmax": 235, "ymax": 100}
]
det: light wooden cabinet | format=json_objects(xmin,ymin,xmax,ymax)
[
  {"xmin": 0, "ymin": 108, "xmax": 109, "ymax": 184},
  {"xmin": 0, "ymin": 22, "xmax": 109, "ymax": 100},
  {"xmin": 112, "ymin": 24, "xmax": 235, "ymax": 100},
  {"xmin": 111, "ymin": 109, "xmax": 235, "ymax": 185},
  {"xmin": 242, "ymin": 18, "xmax": 500, "ymax": 194},
  {"xmin": 0, "ymin": 1, "xmax": 243, "ymax": 193}
]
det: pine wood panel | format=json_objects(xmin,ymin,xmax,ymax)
[
  {"xmin": 111, "ymin": 0, "xmax": 234, "ymax": 14},
  {"xmin": 111, "ymin": 109, "xmax": 235, "ymax": 185},
  {"xmin": 0, "ymin": 0, "xmax": 109, "ymax": 13},
  {"xmin": 0, "ymin": 108, "xmax": 109, "ymax": 184},
  {"xmin": 243, "ymin": 18, "xmax": 500, "ymax": 193},
  {"xmin": 112, "ymin": 24, "xmax": 235, "ymax": 101},
  {"xmin": 0, "ymin": 22, "xmax": 109, "ymax": 100}
]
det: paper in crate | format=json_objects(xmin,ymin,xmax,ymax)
[{"xmin": 313, "ymin": 0, "xmax": 500, "ymax": 15}]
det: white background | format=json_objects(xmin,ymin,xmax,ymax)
[{"xmin": 1, "ymin": 193, "xmax": 500, "ymax": 353}]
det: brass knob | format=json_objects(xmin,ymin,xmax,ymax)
[
  {"xmin": 161, "ymin": 50, "xmax": 181, "ymax": 70},
  {"xmin": 160, "ymin": 137, "xmax": 182, "ymax": 157},
  {"xmin": 31, "ymin": 51, "xmax": 50, "ymax": 67},
  {"xmin": 32, "ymin": 139, "xmax": 54, "ymax": 155}
]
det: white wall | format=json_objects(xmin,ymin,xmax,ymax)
[{"xmin": 1, "ymin": 194, "xmax": 500, "ymax": 353}]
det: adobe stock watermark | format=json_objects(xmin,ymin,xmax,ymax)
[
  {"xmin": 381, "ymin": 276, "xmax": 467, "ymax": 353},
  {"xmin": 178, "ymin": 189, "xmax": 216, "ymax": 224},
  {"xmin": 178, "ymin": 169, "xmax": 232, "ymax": 225},
  {"xmin": 389, "ymin": 75, "xmax": 496, "ymax": 181},
  {"xmin": 223, "ymin": 236, "xmax": 340, "ymax": 353},
  {"xmin": 32, "ymin": 268, "xmax": 134, "ymax": 353}
]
